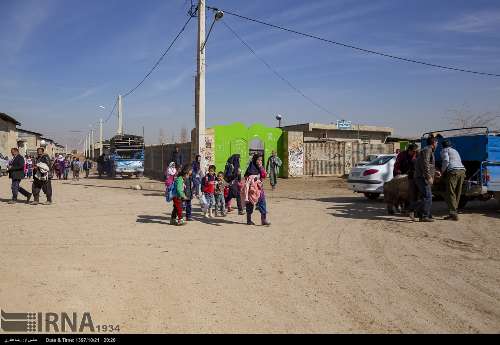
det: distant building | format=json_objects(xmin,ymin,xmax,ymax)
[
  {"xmin": 0, "ymin": 112, "xmax": 21, "ymax": 157},
  {"xmin": 40, "ymin": 137, "xmax": 57, "ymax": 157},
  {"xmin": 17, "ymin": 128, "xmax": 43, "ymax": 156},
  {"xmin": 280, "ymin": 122, "xmax": 393, "ymax": 144}
]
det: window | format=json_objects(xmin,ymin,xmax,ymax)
[{"xmin": 368, "ymin": 155, "xmax": 395, "ymax": 166}]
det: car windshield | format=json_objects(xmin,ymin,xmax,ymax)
[{"xmin": 368, "ymin": 155, "xmax": 394, "ymax": 166}]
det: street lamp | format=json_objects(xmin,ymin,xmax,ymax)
[
  {"xmin": 215, "ymin": 10, "xmax": 224, "ymax": 21},
  {"xmin": 275, "ymin": 114, "xmax": 283, "ymax": 128}
]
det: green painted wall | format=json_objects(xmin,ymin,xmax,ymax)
[{"xmin": 213, "ymin": 122, "xmax": 283, "ymax": 174}]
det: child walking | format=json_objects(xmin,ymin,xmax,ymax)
[
  {"xmin": 243, "ymin": 154, "xmax": 271, "ymax": 226},
  {"xmin": 215, "ymin": 172, "xmax": 227, "ymax": 217},
  {"xmin": 170, "ymin": 165, "xmax": 190, "ymax": 226},
  {"xmin": 201, "ymin": 165, "xmax": 217, "ymax": 218}
]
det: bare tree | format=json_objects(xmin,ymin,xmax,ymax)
[
  {"xmin": 180, "ymin": 127, "xmax": 188, "ymax": 143},
  {"xmin": 447, "ymin": 104, "xmax": 499, "ymax": 129}
]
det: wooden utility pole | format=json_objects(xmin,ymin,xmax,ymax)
[{"xmin": 195, "ymin": 0, "xmax": 206, "ymax": 170}]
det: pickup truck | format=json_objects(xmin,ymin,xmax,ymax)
[
  {"xmin": 107, "ymin": 134, "xmax": 145, "ymax": 178},
  {"xmin": 421, "ymin": 127, "xmax": 500, "ymax": 207},
  {"xmin": 109, "ymin": 151, "xmax": 144, "ymax": 178}
]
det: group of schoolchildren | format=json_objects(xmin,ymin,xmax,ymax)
[{"xmin": 164, "ymin": 153, "xmax": 271, "ymax": 227}]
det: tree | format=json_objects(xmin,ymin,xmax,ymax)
[
  {"xmin": 447, "ymin": 104, "xmax": 499, "ymax": 129},
  {"xmin": 180, "ymin": 127, "xmax": 188, "ymax": 143}
]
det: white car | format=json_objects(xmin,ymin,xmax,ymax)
[
  {"xmin": 355, "ymin": 154, "xmax": 384, "ymax": 167},
  {"xmin": 347, "ymin": 154, "xmax": 397, "ymax": 199}
]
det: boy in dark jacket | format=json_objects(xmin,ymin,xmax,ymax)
[
  {"xmin": 7, "ymin": 148, "xmax": 32, "ymax": 203},
  {"xmin": 184, "ymin": 170, "xmax": 194, "ymax": 221}
]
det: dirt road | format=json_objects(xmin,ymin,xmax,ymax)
[{"xmin": 1, "ymin": 175, "xmax": 499, "ymax": 333}]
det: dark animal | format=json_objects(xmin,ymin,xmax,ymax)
[{"xmin": 383, "ymin": 175, "xmax": 409, "ymax": 215}]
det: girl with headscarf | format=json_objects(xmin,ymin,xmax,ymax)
[
  {"xmin": 224, "ymin": 154, "xmax": 244, "ymax": 215},
  {"xmin": 165, "ymin": 162, "xmax": 177, "ymax": 188},
  {"xmin": 242, "ymin": 153, "xmax": 271, "ymax": 226}
]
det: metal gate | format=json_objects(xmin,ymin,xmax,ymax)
[{"xmin": 304, "ymin": 142, "xmax": 344, "ymax": 176}]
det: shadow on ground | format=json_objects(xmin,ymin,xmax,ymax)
[
  {"xmin": 311, "ymin": 196, "xmax": 500, "ymax": 222},
  {"xmin": 61, "ymin": 181, "xmax": 161, "ymax": 193},
  {"xmin": 136, "ymin": 215, "xmax": 170, "ymax": 225}
]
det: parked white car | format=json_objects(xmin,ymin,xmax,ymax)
[
  {"xmin": 347, "ymin": 154, "xmax": 397, "ymax": 199},
  {"xmin": 355, "ymin": 154, "xmax": 384, "ymax": 167}
]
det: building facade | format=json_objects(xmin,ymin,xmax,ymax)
[
  {"xmin": 17, "ymin": 128, "xmax": 43, "ymax": 156},
  {"xmin": 0, "ymin": 113, "xmax": 21, "ymax": 157},
  {"xmin": 281, "ymin": 122, "xmax": 393, "ymax": 144}
]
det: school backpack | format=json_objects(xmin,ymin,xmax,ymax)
[{"xmin": 165, "ymin": 182, "xmax": 176, "ymax": 202}]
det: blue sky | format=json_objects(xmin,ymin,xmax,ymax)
[{"xmin": 1, "ymin": 0, "xmax": 500, "ymax": 148}]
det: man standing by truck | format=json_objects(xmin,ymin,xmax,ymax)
[
  {"xmin": 441, "ymin": 140, "xmax": 466, "ymax": 221},
  {"xmin": 414, "ymin": 136, "xmax": 438, "ymax": 222}
]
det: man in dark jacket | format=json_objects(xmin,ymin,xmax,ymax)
[
  {"xmin": 97, "ymin": 154, "xmax": 105, "ymax": 178},
  {"xmin": 394, "ymin": 143, "xmax": 419, "ymax": 218},
  {"xmin": 7, "ymin": 147, "xmax": 32, "ymax": 203},
  {"xmin": 32, "ymin": 147, "xmax": 53, "ymax": 205},
  {"xmin": 83, "ymin": 158, "xmax": 92, "ymax": 178},
  {"xmin": 171, "ymin": 147, "xmax": 183, "ymax": 169},
  {"xmin": 414, "ymin": 137, "xmax": 439, "ymax": 222},
  {"xmin": 393, "ymin": 144, "xmax": 418, "ymax": 176}
]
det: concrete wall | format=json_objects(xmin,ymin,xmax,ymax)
[
  {"xmin": 144, "ymin": 142, "xmax": 192, "ymax": 180},
  {"xmin": 190, "ymin": 127, "xmax": 215, "ymax": 172},
  {"xmin": 17, "ymin": 133, "xmax": 42, "ymax": 156},
  {"xmin": 0, "ymin": 119, "xmax": 18, "ymax": 157},
  {"xmin": 282, "ymin": 131, "xmax": 304, "ymax": 178}
]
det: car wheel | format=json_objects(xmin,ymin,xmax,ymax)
[{"xmin": 364, "ymin": 193, "xmax": 380, "ymax": 200}]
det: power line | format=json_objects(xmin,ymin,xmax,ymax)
[
  {"xmin": 222, "ymin": 21, "xmax": 335, "ymax": 116},
  {"xmin": 81, "ymin": 13, "xmax": 194, "ymax": 143},
  {"xmin": 104, "ymin": 98, "xmax": 118, "ymax": 124},
  {"xmin": 122, "ymin": 15, "xmax": 194, "ymax": 98},
  {"xmin": 207, "ymin": 6, "xmax": 500, "ymax": 78}
]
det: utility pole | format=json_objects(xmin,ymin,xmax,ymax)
[
  {"xmin": 87, "ymin": 132, "xmax": 91, "ymax": 159},
  {"xmin": 91, "ymin": 128, "xmax": 94, "ymax": 160},
  {"xmin": 84, "ymin": 136, "xmax": 87, "ymax": 157},
  {"xmin": 195, "ymin": 0, "xmax": 206, "ymax": 170},
  {"xmin": 99, "ymin": 118, "xmax": 103, "ymax": 156},
  {"xmin": 117, "ymin": 94, "xmax": 123, "ymax": 136}
]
